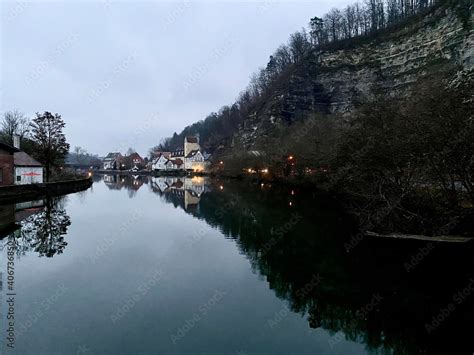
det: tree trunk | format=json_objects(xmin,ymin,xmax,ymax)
[{"xmin": 46, "ymin": 165, "xmax": 51, "ymax": 182}]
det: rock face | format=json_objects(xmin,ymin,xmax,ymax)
[{"xmin": 238, "ymin": 5, "xmax": 473, "ymax": 147}]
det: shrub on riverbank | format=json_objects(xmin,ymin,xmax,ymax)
[{"xmin": 213, "ymin": 69, "xmax": 474, "ymax": 235}]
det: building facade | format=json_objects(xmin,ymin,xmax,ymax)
[
  {"xmin": 152, "ymin": 136, "xmax": 210, "ymax": 172},
  {"xmin": 14, "ymin": 152, "xmax": 43, "ymax": 185},
  {"xmin": 103, "ymin": 153, "xmax": 123, "ymax": 170},
  {"xmin": 0, "ymin": 142, "xmax": 19, "ymax": 186}
]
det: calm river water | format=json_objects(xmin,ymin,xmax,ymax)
[{"xmin": 0, "ymin": 175, "xmax": 473, "ymax": 354}]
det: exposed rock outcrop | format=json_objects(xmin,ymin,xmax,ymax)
[{"xmin": 238, "ymin": 4, "xmax": 473, "ymax": 147}]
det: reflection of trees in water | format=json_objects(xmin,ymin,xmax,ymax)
[
  {"xmin": 17, "ymin": 198, "xmax": 71, "ymax": 257},
  {"xmin": 102, "ymin": 175, "xmax": 145, "ymax": 198},
  {"xmin": 162, "ymin": 180, "xmax": 474, "ymax": 354}
]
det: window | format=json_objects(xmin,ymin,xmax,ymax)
[
  {"xmin": 0, "ymin": 168, "xmax": 3, "ymax": 183},
  {"xmin": 17, "ymin": 175, "xmax": 21, "ymax": 182}
]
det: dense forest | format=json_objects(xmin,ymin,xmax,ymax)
[{"xmin": 151, "ymin": 0, "xmax": 470, "ymax": 155}]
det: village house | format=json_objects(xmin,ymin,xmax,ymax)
[
  {"xmin": 184, "ymin": 149, "xmax": 206, "ymax": 171},
  {"xmin": 128, "ymin": 152, "xmax": 144, "ymax": 169},
  {"xmin": 151, "ymin": 136, "xmax": 211, "ymax": 172},
  {"xmin": 0, "ymin": 136, "xmax": 44, "ymax": 186},
  {"xmin": 165, "ymin": 158, "xmax": 184, "ymax": 170},
  {"xmin": 103, "ymin": 152, "xmax": 123, "ymax": 170},
  {"xmin": 170, "ymin": 149, "xmax": 184, "ymax": 160},
  {"xmin": 152, "ymin": 154, "xmax": 169, "ymax": 171},
  {"xmin": 10, "ymin": 132, "xmax": 44, "ymax": 185},
  {"xmin": 14, "ymin": 152, "xmax": 43, "ymax": 185}
]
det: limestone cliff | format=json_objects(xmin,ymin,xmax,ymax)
[{"xmin": 238, "ymin": 4, "xmax": 473, "ymax": 147}]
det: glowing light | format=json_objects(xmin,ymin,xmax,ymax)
[
  {"xmin": 289, "ymin": 201, "xmax": 293, "ymax": 206},
  {"xmin": 219, "ymin": 185, "xmax": 224, "ymax": 190},
  {"xmin": 261, "ymin": 168, "xmax": 268, "ymax": 174},
  {"xmin": 288, "ymin": 155, "xmax": 294, "ymax": 160},
  {"xmin": 219, "ymin": 161, "xmax": 224, "ymax": 165},
  {"xmin": 248, "ymin": 168, "xmax": 252, "ymax": 173},
  {"xmin": 261, "ymin": 183, "xmax": 264, "ymax": 187},
  {"xmin": 291, "ymin": 190, "xmax": 294, "ymax": 195},
  {"xmin": 87, "ymin": 172, "xmax": 92, "ymax": 177}
]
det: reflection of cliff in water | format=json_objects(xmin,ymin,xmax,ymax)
[
  {"xmin": 0, "ymin": 198, "xmax": 71, "ymax": 258},
  {"xmin": 155, "ymin": 179, "xmax": 474, "ymax": 354}
]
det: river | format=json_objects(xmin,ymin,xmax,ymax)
[{"xmin": 0, "ymin": 175, "xmax": 473, "ymax": 354}]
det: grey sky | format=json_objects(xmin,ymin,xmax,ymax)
[{"xmin": 1, "ymin": 0, "xmax": 350, "ymax": 157}]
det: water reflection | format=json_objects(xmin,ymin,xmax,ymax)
[
  {"xmin": 0, "ymin": 198, "xmax": 71, "ymax": 258},
  {"xmin": 132, "ymin": 175, "xmax": 472, "ymax": 354},
  {"xmin": 2, "ymin": 175, "xmax": 473, "ymax": 354},
  {"xmin": 103, "ymin": 174, "xmax": 148, "ymax": 198},
  {"xmin": 149, "ymin": 176, "xmax": 207, "ymax": 212}
]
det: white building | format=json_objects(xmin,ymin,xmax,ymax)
[
  {"xmin": 14, "ymin": 152, "xmax": 43, "ymax": 185},
  {"xmin": 152, "ymin": 154, "xmax": 169, "ymax": 171},
  {"xmin": 151, "ymin": 135, "xmax": 211, "ymax": 172},
  {"xmin": 103, "ymin": 153, "xmax": 122, "ymax": 170},
  {"xmin": 184, "ymin": 150, "xmax": 207, "ymax": 171}
]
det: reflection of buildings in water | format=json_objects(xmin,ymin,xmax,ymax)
[
  {"xmin": 15, "ymin": 200, "xmax": 45, "ymax": 223},
  {"xmin": 131, "ymin": 176, "xmax": 144, "ymax": 190},
  {"xmin": 103, "ymin": 175, "xmax": 144, "ymax": 195},
  {"xmin": 150, "ymin": 176, "xmax": 207, "ymax": 212},
  {"xmin": 184, "ymin": 176, "xmax": 206, "ymax": 196},
  {"xmin": 103, "ymin": 174, "xmax": 120, "ymax": 189},
  {"xmin": 184, "ymin": 190, "xmax": 200, "ymax": 212},
  {"xmin": 150, "ymin": 177, "xmax": 169, "ymax": 193}
]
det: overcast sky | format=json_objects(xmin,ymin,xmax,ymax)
[{"xmin": 1, "ymin": 0, "xmax": 350, "ymax": 157}]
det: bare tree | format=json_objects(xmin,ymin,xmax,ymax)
[
  {"xmin": 1, "ymin": 110, "xmax": 30, "ymax": 142},
  {"xmin": 30, "ymin": 111, "xmax": 70, "ymax": 182}
]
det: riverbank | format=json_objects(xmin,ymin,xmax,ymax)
[
  {"xmin": 95, "ymin": 169, "xmax": 205, "ymax": 177},
  {"xmin": 0, "ymin": 177, "xmax": 93, "ymax": 204},
  {"xmin": 210, "ymin": 173, "xmax": 474, "ymax": 243}
]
